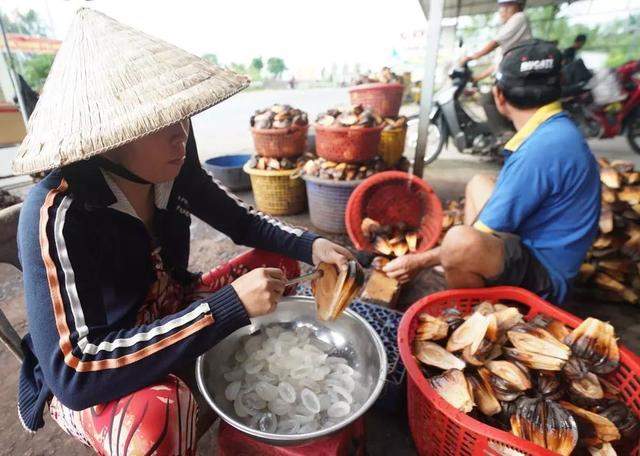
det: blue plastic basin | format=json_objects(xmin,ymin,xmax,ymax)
[{"xmin": 203, "ymin": 154, "xmax": 252, "ymax": 191}]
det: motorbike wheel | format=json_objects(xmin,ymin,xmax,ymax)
[
  {"xmin": 627, "ymin": 114, "xmax": 640, "ymax": 154},
  {"xmin": 423, "ymin": 119, "xmax": 447, "ymax": 166}
]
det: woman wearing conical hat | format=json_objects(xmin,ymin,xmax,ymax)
[{"xmin": 14, "ymin": 9, "xmax": 351, "ymax": 454}]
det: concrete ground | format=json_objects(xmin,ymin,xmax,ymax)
[{"xmin": 1, "ymin": 90, "xmax": 640, "ymax": 454}]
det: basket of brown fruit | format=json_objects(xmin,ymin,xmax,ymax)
[
  {"xmin": 398, "ymin": 286, "xmax": 640, "ymax": 456},
  {"xmin": 314, "ymin": 105, "xmax": 384, "ymax": 164},
  {"xmin": 243, "ymin": 156, "xmax": 307, "ymax": 216},
  {"xmin": 250, "ymin": 104, "xmax": 309, "ymax": 158},
  {"xmin": 349, "ymin": 67, "xmax": 404, "ymax": 118}
]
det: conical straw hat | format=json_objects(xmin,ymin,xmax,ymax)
[{"xmin": 12, "ymin": 8, "xmax": 250, "ymax": 175}]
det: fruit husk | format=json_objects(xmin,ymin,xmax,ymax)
[
  {"xmin": 568, "ymin": 372, "xmax": 604, "ymax": 407},
  {"xmin": 563, "ymin": 356, "xmax": 591, "ymax": 381},
  {"xmin": 588, "ymin": 443, "xmax": 618, "ymax": 455},
  {"xmin": 618, "ymin": 186, "xmax": 640, "ymax": 205},
  {"xmin": 416, "ymin": 314, "xmax": 449, "ymax": 341},
  {"xmin": 600, "ymin": 205, "xmax": 615, "ymax": 234},
  {"xmin": 503, "ymin": 347, "xmax": 567, "ymax": 371},
  {"xmin": 536, "ymin": 372, "xmax": 565, "ymax": 400},
  {"xmin": 373, "ymin": 236, "xmax": 393, "ymax": 256},
  {"xmin": 406, "ymin": 231, "xmax": 419, "ymax": 252},
  {"xmin": 596, "ymin": 400, "xmax": 640, "ymax": 441},
  {"xmin": 545, "ymin": 400, "xmax": 579, "ymax": 456},
  {"xmin": 601, "ymin": 167, "xmax": 622, "ymax": 189},
  {"xmin": 446, "ymin": 311, "xmax": 491, "ymax": 353},
  {"xmin": 313, "ymin": 260, "xmax": 364, "ymax": 321},
  {"xmin": 494, "ymin": 307, "xmax": 525, "ymax": 332},
  {"xmin": 508, "ymin": 325, "xmax": 571, "ymax": 362},
  {"xmin": 486, "ymin": 360, "xmax": 532, "ymax": 392},
  {"xmin": 510, "ymin": 396, "xmax": 547, "ymax": 449},
  {"xmin": 560, "ymin": 401, "xmax": 621, "ymax": 445},
  {"xmin": 361, "ymin": 217, "xmax": 381, "ymax": 240},
  {"xmin": 467, "ymin": 371, "xmax": 501, "ymax": 416},
  {"xmin": 414, "ymin": 341, "xmax": 466, "ymax": 370},
  {"xmin": 429, "ymin": 369, "xmax": 475, "ymax": 413},
  {"xmin": 579, "ymin": 262, "xmax": 597, "ymax": 283},
  {"xmin": 564, "ymin": 318, "xmax": 620, "ymax": 374}
]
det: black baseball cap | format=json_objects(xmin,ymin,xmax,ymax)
[{"xmin": 496, "ymin": 39, "xmax": 562, "ymax": 106}]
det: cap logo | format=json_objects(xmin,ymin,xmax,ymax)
[{"xmin": 520, "ymin": 58, "xmax": 554, "ymax": 73}]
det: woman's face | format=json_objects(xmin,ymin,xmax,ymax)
[{"xmin": 106, "ymin": 120, "xmax": 190, "ymax": 183}]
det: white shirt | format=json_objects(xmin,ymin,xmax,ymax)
[{"xmin": 493, "ymin": 12, "xmax": 533, "ymax": 67}]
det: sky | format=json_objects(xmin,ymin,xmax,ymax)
[{"xmin": 2, "ymin": 0, "xmax": 640, "ymax": 77}]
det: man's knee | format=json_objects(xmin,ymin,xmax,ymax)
[
  {"xmin": 440, "ymin": 225, "xmax": 485, "ymax": 270},
  {"xmin": 466, "ymin": 174, "xmax": 495, "ymax": 194}
]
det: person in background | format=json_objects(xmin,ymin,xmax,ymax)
[
  {"xmin": 563, "ymin": 34, "xmax": 587, "ymax": 65},
  {"xmin": 15, "ymin": 9, "xmax": 351, "ymax": 455},
  {"xmin": 384, "ymin": 40, "xmax": 601, "ymax": 306},
  {"xmin": 459, "ymin": 0, "xmax": 532, "ymax": 134}
]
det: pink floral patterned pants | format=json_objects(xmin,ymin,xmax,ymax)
[{"xmin": 48, "ymin": 249, "xmax": 300, "ymax": 455}]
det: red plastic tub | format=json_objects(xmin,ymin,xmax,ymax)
[
  {"xmin": 251, "ymin": 125, "xmax": 308, "ymax": 158},
  {"xmin": 348, "ymin": 82, "xmax": 404, "ymax": 118},
  {"xmin": 314, "ymin": 124, "xmax": 383, "ymax": 164},
  {"xmin": 345, "ymin": 171, "xmax": 443, "ymax": 253},
  {"xmin": 398, "ymin": 286, "xmax": 640, "ymax": 456}
]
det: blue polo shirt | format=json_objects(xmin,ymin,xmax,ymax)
[{"xmin": 475, "ymin": 102, "xmax": 600, "ymax": 303}]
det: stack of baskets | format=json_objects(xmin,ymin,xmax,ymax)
[{"xmin": 244, "ymin": 105, "xmax": 309, "ymax": 215}]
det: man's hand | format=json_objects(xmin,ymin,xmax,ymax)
[
  {"xmin": 459, "ymin": 55, "xmax": 472, "ymax": 66},
  {"xmin": 383, "ymin": 249, "xmax": 441, "ymax": 284},
  {"xmin": 231, "ymin": 268, "xmax": 286, "ymax": 317},
  {"xmin": 312, "ymin": 238, "xmax": 354, "ymax": 269}
]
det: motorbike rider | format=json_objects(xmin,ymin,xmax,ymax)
[
  {"xmin": 459, "ymin": 0, "xmax": 532, "ymax": 135},
  {"xmin": 384, "ymin": 40, "xmax": 601, "ymax": 305},
  {"xmin": 563, "ymin": 34, "xmax": 587, "ymax": 65}
]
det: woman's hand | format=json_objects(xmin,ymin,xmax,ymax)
[
  {"xmin": 231, "ymin": 268, "xmax": 286, "ymax": 317},
  {"xmin": 312, "ymin": 238, "xmax": 354, "ymax": 269}
]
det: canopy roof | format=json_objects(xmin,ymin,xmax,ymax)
[{"xmin": 422, "ymin": 0, "xmax": 571, "ymax": 18}]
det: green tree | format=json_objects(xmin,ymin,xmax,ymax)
[
  {"xmin": 22, "ymin": 54, "xmax": 54, "ymax": 90},
  {"xmin": 1, "ymin": 9, "xmax": 48, "ymax": 36},
  {"xmin": 248, "ymin": 57, "xmax": 263, "ymax": 80},
  {"xmin": 266, "ymin": 57, "xmax": 286, "ymax": 79},
  {"xmin": 201, "ymin": 53, "xmax": 218, "ymax": 65}
]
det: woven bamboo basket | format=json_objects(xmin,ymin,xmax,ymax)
[
  {"xmin": 378, "ymin": 126, "xmax": 407, "ymax": 166},
  {"xmin": 243, "ymin": 163, "xmax": 306, "ymax": 215}
]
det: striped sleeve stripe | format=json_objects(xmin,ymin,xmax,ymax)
[
  {"xmin": 210, "ymin": 176, "xmax": 304, "ymax": 237},
  {"xmin": 40, "ymin": 179, "xmax": 214, "ymax": 371}
]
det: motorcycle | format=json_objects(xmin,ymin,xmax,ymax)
[
  {"xmin": 421, "ymin": 63, "xmax": 505, "ymax": 165},
  {"xmin": 563, "ymin": 60, "xmax": 640, "ymax": 153}
]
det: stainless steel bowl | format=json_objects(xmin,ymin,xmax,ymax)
[{"xmin": 196, "ymin": 296, "xmax": 387, "ymax": 446}]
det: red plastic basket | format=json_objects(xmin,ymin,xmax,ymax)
[
  {"xmin": 398, "ymin": 286, "xmax": 640, "ymax": 456},
  {"xmin": 345, "ymin": 171, "xmax": 443, "ymax": 253},
  {"xmin": 348, "ymin": 82, "xmax": 404, "ymax": 118},
  {"xmin": 199, "ymin": 248, "xmax": 300, "ymax": 292},
  {"xmin": 251, "ymin": 125, "xmax": 308, "ymax": 158},
  {"xmin": 314, "ymin": 124, "xmax": 383, "ymax": 164}
]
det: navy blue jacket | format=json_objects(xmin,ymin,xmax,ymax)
[{"xmin": 17, "ymin": 132, "xmax": 319, "ymax": 431}]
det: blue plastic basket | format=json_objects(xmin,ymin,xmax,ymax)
[
  {"xmin": 204, "ymin": 154, "xmax": 252, "ymax": 191},
  {"xmin": 295, "ymin": 284, "xmax": 407, "ymax": 414},
  {"xmin": 302, "ymin": 175, "xmax": 363, "ymax": 234}
]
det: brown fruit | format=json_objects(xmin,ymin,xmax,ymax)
[
  {"xmin": 428, "ymin": 369, "xmax": 474, "ymax": 413},
  {"xmin": 564, "ymin": 318, "xmax": 620, "ymax": 374},
  {"xmin": 416, "ymin": 314, "xmax": 449, "ymax": 341},
  {"xmin": 312, "ymin": 260, "xmax": 364, "ymax": 321},
  {"xmin": 414, "ymin": 341, "xmax": 466, "ymax": 370}
]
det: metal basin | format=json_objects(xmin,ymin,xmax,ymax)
[{"xmin": 196, "ymin": 296, "xmax": 387, "ymax": 446}]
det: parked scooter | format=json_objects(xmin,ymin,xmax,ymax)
[
  {"xmin": 563, "ymin": 60, "xmax": 640, "ymax": 153},
  {"xmin": 421, "ymin": 63, "xmax": 505, "ymax": 165}
]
